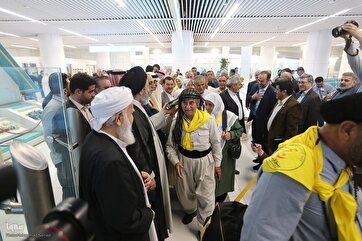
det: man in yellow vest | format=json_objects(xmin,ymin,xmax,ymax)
[{"xmin": 241, "ymin": 92, "xmax": 362, "ymax": 241}]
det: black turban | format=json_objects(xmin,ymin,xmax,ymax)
[
  {"xmin": 178, "ymin": 88, "xmax": 203, "ymax": 102},
  {"xmin": 321, "ymin": 92, "xmax": 362, "ymax": 124},
  {"xmin": 173, "ymin": 88, "xmax": 204, "ymax": 145},
  {"xmin": 120, "ymin": 66, "xmax": 146, "ymax": 95}
]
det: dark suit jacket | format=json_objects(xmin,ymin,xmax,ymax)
[
  {"xmin": 267, "ymin": 96, "xmax": 303, "ymax": 152},
  {"xmin": 79, "ymin": 131, "xmax": 153, "ymax": 241},
  {"xmin": 292, "ymin": 78, "xmax": 299, "ymax": 96},
  {"xmin": 52, "ymin": 99, "xmax": 91, "ymax": 155},
  {"xmin": 297, "ymin": 89, "xmax": 320, "ymax": 133},
  {"xmin": 65, "ymin": 99, "xmax": 91, "ymax": 133},
  {"xmin": 248, "ymin": 84, "xmax": 277, "ymax": 143},
  {"xmin": 220, "ymin": 89, "xmax": 246, "ymax": 133},
  {"xmin": 246, "ymin": 80, "xmax": 257, "ymax": 108}
]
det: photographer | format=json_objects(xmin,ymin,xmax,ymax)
[{"xmin": 340, "ymin": 22, "xmax": 362, "ymax": 91}]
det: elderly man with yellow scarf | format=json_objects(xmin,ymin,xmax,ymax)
[
  {"xmin": 241, "ymin": 92, "xmax": 362, "ymax": 241},
  {"xmin": 166, "ymin": 88, "xmax": 222, "ymax": 231}
]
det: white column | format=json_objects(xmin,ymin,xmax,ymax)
[
  {"xmin": 260, "ymin": 46, "xmax": 275, "ymax": 73},
  {"xmin": 129, "ymin": 51, "xmax": 135, "ymax": 67},
  {"xmin": 338, "ymin": 51, "xmax": 353, "ymax": 77},
  {"xmin": 303, "ymin": 30, "xmax": 332, "ymax": 78},
  {"xmin": 143, "ymin": 47, "xmax": 150, "ymax": 68},
  {"xmin": 222, "ymin": 46, "xmax": 230, "ymax": 58},
  {"xmin": 172, "ymin": 30, "xmax": 193, "ymax": 74},
  {"xmin": 241, "ymin": 46, "xmax": 252, "ymax": 81},
  {"xmin": 38, "ymin": 34, "xmax": 66, "ymax": 72},
  {"xmin": 96, "ymin": 52, "xmax": 111, "ymax": 70}
]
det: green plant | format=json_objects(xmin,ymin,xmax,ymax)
[{"xmin": 219, "ymin": 58, "xmax": 230, "ymax": 71}]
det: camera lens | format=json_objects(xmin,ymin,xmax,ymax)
[
  {"xmin": 332, "ymin": 27, "xmax": 344, "ymax": 38},
  {"xmin": 332, "ymin": 20, "xmax": 359, "ymax": 38}
]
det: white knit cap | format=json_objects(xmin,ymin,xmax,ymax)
[{"xmin": 90, "ymin": 86, "xmax": 133, "ymax": 131}]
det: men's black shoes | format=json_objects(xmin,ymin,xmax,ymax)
[
  {"xmin": 235, "ymin": 170, "xmax": 240, "ymax": 175},
  {"xmin": 182, "ymin": 210, "xmax": 197, "ymax": 224}
]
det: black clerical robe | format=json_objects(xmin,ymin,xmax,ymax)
[
  {"xmin": 79, "ymin": 131, "xmax": 153, "ymax": 241},
  {"xmin": 127, "ymin": 104, "xmax": 169, "ymax": 241}
]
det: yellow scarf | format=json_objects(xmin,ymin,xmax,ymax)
[
  {"xmin": 182, "ymin": 110, "xmax": 210, "ymax": 150},
  {"xmin": 263, "ymin": 126, "xmax": 361, "ymax": 241},
  {"xmin": 149, "ymin": 96, "xmax": 160, "ymax": 111}
]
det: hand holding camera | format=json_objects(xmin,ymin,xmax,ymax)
[{"xmin": 332, "ymin": 20, "xmax": 359, "ymax": 38}]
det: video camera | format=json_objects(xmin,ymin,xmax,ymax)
[
  {"xmin": 165, "ymin": 98, "xmax": 179, "ymax": 110},
  {"xmin": 24, "ymin": 198, "xmax": 94, "ymax": 241},
  {"xmin": 0, "ymin": 165, "xmax": 94, "ymax": 241},
  {"xmin": 332, "ymin": 20, "xmax": 359, "ymax": 38}
]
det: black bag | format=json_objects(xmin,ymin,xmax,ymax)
[
  {"xmin": 222, "ymin": 110, "xmax": 242, "ymax": 159},
  {"xmin": 200, "ymin": 176, "xmax": 256, "ymax": 241}
]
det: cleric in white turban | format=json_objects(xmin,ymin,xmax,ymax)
[{"xmin": 79, "ymin": 86, "xmax": 158, "ymax": 241}]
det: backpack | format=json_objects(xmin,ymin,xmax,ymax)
[{"xmin": 200, "ymin": 176, "xmax": 256, "ymax": 241}]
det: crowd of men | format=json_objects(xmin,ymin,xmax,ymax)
[{"xmin": 40, "ymin": 22, "xmax": 362, "ymax": 241}]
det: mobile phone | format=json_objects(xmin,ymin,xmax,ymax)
[{"xmin": 251, "ymin": 140, "xmax": 256, "ymax": 146}]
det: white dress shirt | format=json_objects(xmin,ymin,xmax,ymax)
[{"xmin": 228, "ymin": 89, "xmax": 243, "ymax": 120}]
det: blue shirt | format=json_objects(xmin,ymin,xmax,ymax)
[{"xmin": 240, "ymin": 141, "xmax": 362, "ymax": 241}]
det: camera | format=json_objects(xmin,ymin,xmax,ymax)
[
  {"xmin": 332, "ymin": 20, "xmax": 359, "ymax": 38},
  {"xmin": 165, "ymin": 98, "xmax": 178, "ymax": 110},
  {"xmin": 24, "ymin": 198, "xmax": 94, "ymax": 241}
]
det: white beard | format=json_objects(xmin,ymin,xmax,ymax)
[
  {"xmin": 141, "ymin": 91, "xmax": 150, "ymax": 105},
  {"xmin": 117, "ymin": 116, "xmax": 135, "ymax": 145}
]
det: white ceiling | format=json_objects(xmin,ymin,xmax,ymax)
[{"xmin": 0, "ymin": 0, "xmax": 361, "ymax": 50}]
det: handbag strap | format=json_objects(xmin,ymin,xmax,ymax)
[
  {"xmin": 234, "ymin": 176, "xmax": 257, "ymax": 202},
  {"xmin": 222, "ymin": 110, "xmax": 227, "ymax": 131}
]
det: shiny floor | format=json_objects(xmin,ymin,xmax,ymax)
[{"xmin": 0, "ymin": 124, "xmax": 257, "ymax": 241}]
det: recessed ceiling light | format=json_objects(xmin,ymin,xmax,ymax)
[
  {"xmin": 0, "ymin": 31, "xmax": 19, "ymax": 37},
  {"xmin": 64, "ymin": 45, "xmax": 77, "ymax": 49},
  {"xmin": 250, "ymin": 36, "xmax": 276, "ymax": 47},
  {"xmin": 58, "ymin": 28, "xmax": 98, "ymax": 42},
  {"xmin": 0, "ymin": 7, "xmax": 46, "ymax": 25},
  {"xmin": 11, "ymin": 44, "xmax": 37, "ymax": 50}
]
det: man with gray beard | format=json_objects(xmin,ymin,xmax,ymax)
[
  {"xmin": 79, "ymin": 87, "xmax": 157, "ymax": 241},
  {"xmin": 120, "ymin": 66, "xmax": 173, "ymax": 241}
]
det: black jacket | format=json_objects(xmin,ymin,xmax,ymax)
[
  {"xmin": 79, "ymin": 131, "xmax": 153, "ymax": 241},
  {"xmin": 248, "ymin": 84, "xmax": 277, "ymax": 142},
  {"xmin": 296, "ymin": 89, "xmax": 320, "ymax": 133},
  {"xmin": 126, "ymin": 105, "xmax": 168, "ymax": 241},
  {"xmin": 220, "ymin": 89, "xmax": 246, "ymax": 133}
]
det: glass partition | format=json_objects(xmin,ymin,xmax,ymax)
[{"xmin": 0, "ymin": 65, "xmax": 76, "ymax": 240}]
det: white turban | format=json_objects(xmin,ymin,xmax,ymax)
[{"xmin": 90, "ymin": 86, "xmax": 133, "ymax": 131}]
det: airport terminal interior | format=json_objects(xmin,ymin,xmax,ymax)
[{"xmin": 0, "ymin": 0, "xmax": 362, "ymax": 240}]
